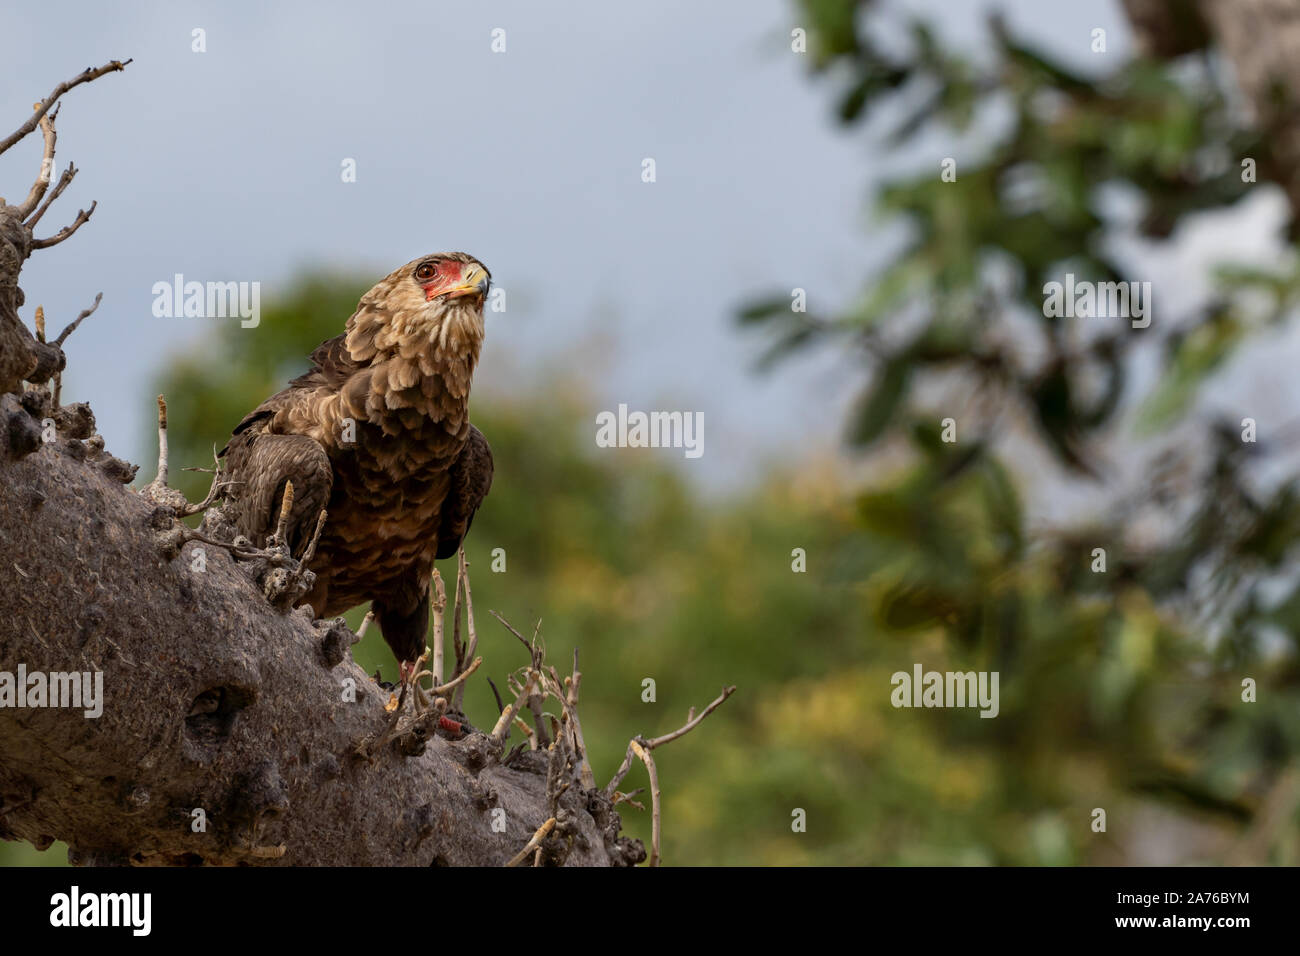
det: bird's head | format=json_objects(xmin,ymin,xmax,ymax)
[
  {"xmin": 377, "ymin": 252, "xmax": 491, "ymax": 319},
  {"xmin": 409, "ymin": 252, "xmax": 491, "ymax": 309},
  {"xmin": 346, "ymin": 252, "xmax": 492, "ymax": 370}
]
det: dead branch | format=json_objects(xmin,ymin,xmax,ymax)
[
  {"xmin": 31, "ymin": 199, "xmax": 96, "ymax": 249},
  {"xmin": 356, "ymin": 609, "xmax": 375, "ymax": 639},
  {"xmin": 431, "ymin": 569, "xmax": 447, "ymax": 687},
  {"xmin": 629, "ymin": 740, "xmax": 662, "ymax": 867},
  {"xmin": 179, "ymin": 446, "xmax": 233, "ymax": 518},
  {"xmin": 451, "ymin": 549, "xmax": 480, "ymax": 713},
  {"xmin": 605, "ymin": 685, "xmax": 737, "ymax": 797},
  {"xmin": 14, "ymin": 106, "xmax": 58, "ymax": 218},
  {"xmin": 489, "ymin": 669, "xmax": 536, "ymax": 745},
  {"xmin": 504, "ymin": 817, "xmax": 555, "ymax": 867},
  {"xmin": 26, "ymin": 162, "xmax": 77, "ymax": 229},
  {"xmin": 0, "ymin": 59, "xmax": 131, "ymax": 157},
  {"xmin": 52, "ymin": 291, "xmax": 101, "ymax": 347},
  {"xmin": 424, "ymin": 656, "xmax": 481, "ymax": 697},
  {"xmin": 646, "ymin": 684, "xmax": 737, "ymax": 749}
]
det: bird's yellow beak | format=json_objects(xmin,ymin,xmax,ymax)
[{"xmin": 444, "ymin": 265, "xmax": 490, "ymax": 300}]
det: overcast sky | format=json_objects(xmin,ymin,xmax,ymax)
[{"xmin": 0, "ymin": 0, "xmax": 1205, "ymax": 492}]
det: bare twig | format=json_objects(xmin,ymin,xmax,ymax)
[
  {"xmin": 431, "ymin": 569, "xmax": 446, "ymax": 687},
  {"xmin": 450, "ymin": 556, "xmax": 465, "ymax": 679},
  {"xmin": 430, "ymin": 656, "xmax": 481, "ymax": 696},
  {"xmin": 646, "ymin": 684, "xmax": 737, "ymax": 749},
  {"xmin": 293, "ymin": 508, "xmax": 327, "ymax": 565},
  {"xmin": 154, "ymin": 395, "xmax": 170, "ymax": 486},
  {"xmin": 629, "ymin": 740, "xmax": 661, "ymax": 867},
  {"xmin": 46, "ymin": 292, "xmax": 102, "ymax": 407},
  {"xmin": 178, "ymin": 446, "xmax": 232, "ymax": 517},
  {"xmin": 271, "ymin": 480, "xmax": 295, "ymax": 547},
  {"xmin": 611, "ymin": 787, "xmax": 645, "ymax": 810},
  {"xmin": 525, "ymin": 674, "xmax": 551, "ymax": 749},
  {"xmin": 486, "ymin": 676, "xmax": 505, "ymax": 715},
  {"xmin": 489, "ymin": 669, "xmax": 536, "ymax": 745},
  {"xmin": 414, "ymin": 656, "xmax": 481, "ymax": 698},
  {"xmin": 53, "ymin": 291, "xmax": 102, "ymax": 347},
  {"xmin": 605, "ymin": 685, "xmax": 737, "ymax": 797},
  {"xmin": 356, "ymin": 609, "xmax": 375, "ymax": 640},
  {"xmin": 27, "ymin": 162, "xmax": 77, "ymax": 229},
  {"xmin": 513, "ymin": 716, "xmax": 536, "ymax": 749},
  {"xmin": 544, "ymin": 737, "xmax": 570, "ymax": 816},
  {"xmin": 0, "ymin": 59, "xmax": 131, "ymax": 158},
  {"xmin": 504, "ymin": 817, "xmax": 555, "ymax": 867},
  {"xmin": 15, "ymin": 105, "xmax": 58, "ymax": 218},
  {"xmin": 490, "ymin": 609, "xmax": 534, "ymax": 657},
  {"xmin": 452, "ymin": 547, "xmax": 478, "ymax": 711},
  {"xmin": 139, "ymin": 395, "xmax": 195, "ymax": 511},
  {"xmin": 563, "ymin": 651, "xmax": 596, "ymax": 789},
  {"xmin": 175, "ymin": 527, "xmax": 297, "ymax": 565},
  {"xmin": 31, "ymin": 199, "xmax": 96, "ymax": 249}
]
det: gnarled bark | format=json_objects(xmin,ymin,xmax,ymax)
[{"xmin": 0, "ymin": 389, "xmax": 640, "ymax": 866}]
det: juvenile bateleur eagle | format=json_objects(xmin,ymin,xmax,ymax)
[{"xmin": 220, "ymin": 252, "xmax": 494, "ymax": 676}]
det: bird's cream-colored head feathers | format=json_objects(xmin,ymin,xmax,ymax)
[{"xmin": 343, "ymin": 253, "xmax": 491, "ymax": 427}]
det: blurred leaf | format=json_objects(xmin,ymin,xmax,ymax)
[
  {"xmin": 1136, "ymin": 311, "xmax": 1243, "ymax": 431},
  {"xmin": 847, "ymin": 357, "xmax": 911, "ymax": 446}
]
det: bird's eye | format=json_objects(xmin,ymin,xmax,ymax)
[{"xmin": 415, "ymin": 262, "xmax": 438, "ymax": 282}]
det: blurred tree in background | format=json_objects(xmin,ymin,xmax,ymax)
[
  {"xmin": 739, "ymin": 0, "xmax": 1300, "ymax": 862},
  {"xmin": 6, "ymin": 0, "xmax": 1300, "ymax": 866}
]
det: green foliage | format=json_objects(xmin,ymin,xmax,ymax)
[{"xmin": 738, "ymin": 0, "xmax": 1300, "ymax": 862}]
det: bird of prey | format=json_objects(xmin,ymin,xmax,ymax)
[{"xmin": 219, "ymin": 252, "xmax": 494, "ymax": 679}]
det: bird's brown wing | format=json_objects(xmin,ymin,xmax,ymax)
[
  {"xmin": 436, "ymin": 424, "xmax": 493, "ymax": 559},
  {"xmin": 289, "ymin": 333, "xmax": 359, "ymax": 390},
  {"xmin": 222, "ymin": 429, "xmax": 333, "ymax": 554},
  {"xmin": 217, "ymin": 335, "xmax": 355, "ymax": 553},
  {"xmin": 219, "ymin": 334, "xmax": 359, "ymax": 447}
]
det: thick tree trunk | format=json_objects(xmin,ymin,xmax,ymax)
[
  {"xmin": 0, "ymin": 389, "xmax": 636, "ymax": 866},
  {"xmin": 0, "ymin": 208, "xmax": 63, "ymax": 396}
]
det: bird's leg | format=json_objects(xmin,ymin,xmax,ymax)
[{"xmin": 373, "ymin": 587, "xmax": 432, "ymax": 711}]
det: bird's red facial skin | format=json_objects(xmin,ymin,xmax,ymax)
[
  {"xmin": 420, "ymin": 261, "xmax": 456, "ymax": 301},
  {"xmin": 421, "ymin": 259, "xmax": 489, "ymax": 303}
]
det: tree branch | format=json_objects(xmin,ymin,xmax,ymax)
[{"xmin": 0, "ymin": 59, "xmax": 131, "ymax": 157}]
